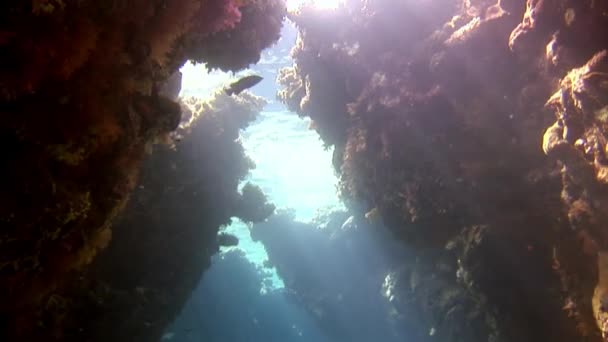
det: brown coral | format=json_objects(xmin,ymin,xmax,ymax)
[
  {"xmin": 278, "ymin": 0, "xmax": 608, "ymax": 340},
  {"xmin": 0, "ymin": 0, "xmax": 284, "ymax": 339}
]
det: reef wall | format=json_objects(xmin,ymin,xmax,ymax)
[
  {"xmin": 57, "ymin": 92, "xmax": 275, "ymax": 342},
  {"xmin": 3, "ymin": 0, "xmax": 608, "ymax": 340},
  {"xmin": 251, "ymin": 210, "xmax": 424, "ymax": 341},
  {"xmin": 0, "ymin": 0, "xmax": 283, "ymax": 340},
  {"xmin": 279, "ymin": 0, "xmax": 608, "ymax": 340}
]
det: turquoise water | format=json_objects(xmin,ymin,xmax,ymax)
[
  {"xmin": 180, "ymin": 19, "xmax": 343, "ymax": 285},
  {"xmin": 221, "ymin": 109, "xmax": 344, "ymax": 290},
  {"xmin": 241, "ymin": 111, "xmax": 341, "ymax": 222},
  {"xmin": 166, "ymin": 62, "xmax": 344, "ymax": 340}
]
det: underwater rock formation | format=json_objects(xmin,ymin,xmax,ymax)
[
  {"xmin": 252, "ymin": 210, "xmax": 417, "ymax": 341},
  {"xmin": 2, "ymin": 0, "xmax": 607, "ymax": 340},
  {"xmin": 59, "ymin": 91, "xmax": 274, "ymax": 342},
  {"xmin": 170, "ymin": 249, "xmax": 328, "ymax": 341},
  {"xmin": 30, "ymin": 91, "xmax": 274, "ymax": 342},
  {"xmin": 182, "ymin": 0, "xmax": 285, "ymax": 71},
  {"xmin": 279, "ymin": 0, "xmax": 608, "ymax": 340},
  {"xmin": 0, "ymin": 0, "xmax": 283, "ymax": 340}
]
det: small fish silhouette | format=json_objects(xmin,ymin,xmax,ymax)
[{"xmin": 225, "ymin": 75, "xmax": 263, "ymax": 96}]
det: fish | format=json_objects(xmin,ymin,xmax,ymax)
[
  {"xmin": 225, "ymin": 75, "xmax": 263, "ymax": 96},
  {"xmin": 340, "ymin": 215, "xmax": 355, "ymax": 231},
  {"xmin": 365, "ymin": 207, "xmax": 381, "ymax": 222}
]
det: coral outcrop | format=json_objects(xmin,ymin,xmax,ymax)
[
  {"xmin": 0, "ymin": 0, "xmax": 283, "ymax": 340},
  {"xmin": 13, "ymin": 90, "xmax": 274, "ymax": 341},
  {"xmin": 58, "ymin": 91, "xmax": 274, "ymax": 342},
  {"xmin": 170, "ymin": 248, "xmax": 328, "ymax": 341},
  {"xmin": 279, "ymin": 0, "xmax": 608, "ymax": 340},
  {"xmin": 251, "ymin": 210, "xmax": 421, "ymax": 341},
  {"xmin": 3, "ymin": 0, "xmax": 608, "ymax": 340}
]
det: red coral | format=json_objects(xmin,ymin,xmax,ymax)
[
  {"xmin": 185, "ymin": 0, "xmax": 285, "ymax": 71},
  {"xmin": 213, "ymin": 0, "xmax": 243, "ymax": 33}
]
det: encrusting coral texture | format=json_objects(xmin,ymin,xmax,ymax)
[
  {"xmin": 58, "ymin": 91, "xmax": 275, "ymax": 342},
  {"xmin": 3, "ymin": 0, "xmax": 608, "ymax": 341},
  {"xmin": 0, "ymin": 0, "xmax": 284, "ymax": 340},
  {"xmin": 278, "ymin": 0, "xmax": 608, "ymax": 340}
]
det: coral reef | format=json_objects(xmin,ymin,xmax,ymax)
[
  {"xmin": 180, "ymin": 0, "xmax": 286, "ymax": 71},
  {"xmin": 279, "ymin": 0, "xmax": 608, "ymax": 340},
  {"xmin": 0, "ymin": 0, "xmax": 283, "ymax": 340},
  {"xmin": 251, "ymin": 210, "xmax": 422, "ymax": 341},
  {"xmin": 61, "ymin": 91, "xmax": 273, "ymax": 342},
  {"xmin": 3, "ymin": 0, "xmax": 608, "ymax": 340},
  {"xmin": 31, "ymin": 91, "xmax": 274, "ymax": 341},
  {"xmin": 170, "ymin": 249, "xmax": 328, "ymax": 341}
]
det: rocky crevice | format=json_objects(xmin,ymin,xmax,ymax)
[
  {"xmin": 278, "ymin": 0, "xmax": 608, "ymax": 340},
  {"xmin": 0, "ymin": 0, "xmax": 283, "ymax": 340}
]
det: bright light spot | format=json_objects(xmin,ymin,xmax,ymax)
[
  {"xmin": 179, "ymin": 63, "xmax": 249, "ymax": 99},
  {"xmin": 286, "ymin": 0, "xmax": 343, "ymax": 12},
  {"xmin": 241, "ymin": 112, "xmax": 342, "ymax": 222}
]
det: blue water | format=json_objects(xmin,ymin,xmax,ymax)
[
  {"xmin": 241, "ymin": 111, "xmax": 342, "ymax": 222},
  {"xmin": 163, "ymin": 106, "xmax": 342, "ymax": 341},
  {"xmin": 223, "ymin": 110, "xmax": 343, "ymax": 254},
  {"xmin": 179, "ymin": 19, "xmax": 342, "ymax": 281},
  {"xmin": 164, "ymin": 248, "xmax": 332, "ymax": 342},
  {"xmin": 164, "ymin": 20, "xmax": 345, "ymax": 341},
  {"xmin": 221, "ymin": 108, "xmax": 344, "ymax": 291}
]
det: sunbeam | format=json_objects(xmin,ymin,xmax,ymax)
[{"xmin": 285, "ymin": 0, "xmax": 344, "ymax": 11}]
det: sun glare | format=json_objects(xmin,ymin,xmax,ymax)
[{"xmin": 285, "ymin": 0, "xmax": 343, "ymax": 12}]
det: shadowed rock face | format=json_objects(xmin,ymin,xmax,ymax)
[
  {"xmin": 60, "ymin": 92, "xmax": 275, "ymax": 342},
  {"xmin": 278, "ymin": 0, "xmax": 608, "ymax": 340},
  {"xmin": 251, "ymin": 210, "xmax": 425, "ymax": 341},
  {"xmin": 2, "ymin": 0, "xmax": 608, "ymax": 340},
  {"xmin": 0, "ymin": 0, "xmax": 283, "ymax": 340}
]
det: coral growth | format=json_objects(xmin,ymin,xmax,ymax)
[
  {"xmin": 279, "ymin": 0, "xmax": 608, "ymax": 340},
  {"xmin": 0, "ymin": 0, "xmax": 283, "ymax": 339},
  {"xmin": 251, "ymin": 210, "xmax": 423, "ymax": 341},
  {"xmin": 182, "ymin": 0, "xmax": 286, "ymax": 71},
  {"xmin": 37, "ymin": 90, "xmax": 273, "ymax": 341}
]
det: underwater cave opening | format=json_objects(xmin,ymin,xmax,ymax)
[
  {"xmin": 162, "ymin": 19, "xmax": 412, "ymax": 342},
  {"xmin": 177, "ymin": 19, "xmax": 343, "ymax": 285}
]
